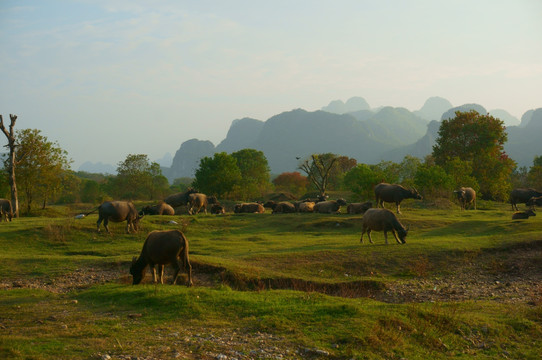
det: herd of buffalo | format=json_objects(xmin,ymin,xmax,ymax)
[{"xmin": 1, "ymin": 183, "xmax": 541, "ymax": 285}]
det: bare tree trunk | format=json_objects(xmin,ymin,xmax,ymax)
[{"xmin": 0, "ymin": 114, "xmax": 19, "ymax": 218}]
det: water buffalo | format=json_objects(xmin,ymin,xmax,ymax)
[
  {"xmin": 512, "ymin": 209, "xmax": 536, "ymax": 220},
  {"xmin": 313, "ymin": 199, "xmax": 348, "ymax": 214},
  {"xmin": 187, "ymin": 193, "xmax": 217, "ymax": 215},
  {"xmin": 139, "ymin": 201, "xmax": 175, "ymax": 216},
  {"xmin": 346, "ymin": 201, "xmax": 372, "ymax": 215},
  {"xmin": 510, "ymin": 188, "xmax": 542, "ymax": 211},
  {"xmin": 0, "ymin": 198, "xmax": 13, "ymax": 222},
  {"xmin": 374, "ymin": 183, "xmax": 422, "ymax": 214},
  {"xmin": 454, "ymin": 187, "xmax": 476, "ymax": 210},
  {"xmin": 234, "ymin": 202, "xmax": 265, "ymax": 213},
  {"xmin": 298, "ymin": 201, "xmax": 315, "ymax": 213},
  {"xmin": 210, "ymin": 203, "xmax": 225, "ymax": 214},
  {"xmin": 89, "ymin": 201, "xmax": 142, "ymax": 234},
  {"xmin": 164, "ymin": 188, "xmax": 198, "ymax": 208},
  {"xmin": 527, "ymin": 196, "xmax": 542, "ymax": 208},
  {"xmin": 130, "ymin": 230, "xmax": 193, "ymax": 286},
  {"xmin": 360, "ymin": 208, "xmax": 408, "ymax": 244},
  {"xmin": 271, "ymin": 201, "xmax": 296, "ymax": 214}
]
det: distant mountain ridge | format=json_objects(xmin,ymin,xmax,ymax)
[{"xmin": 77, "ymin": 96, "xmax": 541, "ymax": 180}]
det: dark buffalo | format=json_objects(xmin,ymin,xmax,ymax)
[
  {"xmin": 527, "ymin": 196, "xmax": 542, "ymax": 208},
  {"xmin": 139, "ymin": 201, "xmax": 175, "ymax": 216},
  {"xmin": 374, "ymin": 183, "xmax": 422, "ymax": 214},
  {"xmin": 130, "ymin": 230, "xmax": 193, "ymax": 286},
  {"xmin": 234, "ymin": 202, "xmax": 265, "ymax": 213},
  {"xmin": 187, "ymin": 193, "xmax": 217, "ymax": 215},
  {"xmin": 0, "ymin": 198, "xmax": 13, "ymax": 222},
  {"xmin": 313, "ymin": 199, "xmax": 348, "ymax": 214},
  {"xmin": 272, "ymin": 201, "xmax": 296, "ymax": 214},
  {"xmin": 210, "ymin": 203, "xmax": 225, "ymax": 214},
  {"xmin": 360, "ymin": 208, "xmax": 409, "ymax": 245},
  {"xmin": 510, "ymin": 188, "xmax": 542, "ymax": 211},
  {"xmin": 164, "ymin": 188, "xmax": 198, "ymax": 208},
  {"xmin": 346, "ymin": 201, "xmax": 373, "ymax": 215},
  {"xmin": 454, "ymin": 187, "xmax": 477, "ymax": 210},
  {"xmin": 512, "ymin": 209, "xmax": 536, "ymax": 220},
  {"xmin": 88, "ymin": 201, "xmax": 142, "ymax": 234}
]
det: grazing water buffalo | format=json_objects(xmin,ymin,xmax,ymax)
[
  {"xmin": 346, "ymin": 201, "xmax": 372, "ymax": 215},
  {"xmin": 313, "ymin": 199, "xmax": 348, "ymax": 214},
  {"xmin": 512, "ymin": 209, "xmax": 536, "ymax": 220},
  {"xmin": 374, "ymin": 183, "xmax": 422, "ymax": 214},
  {"xmin": 187, "ymin": 193, "xmax": 217, "ymax": 215},
  {"xmin": 164, "ymin": 188, "xmax": 198, "ymax": 208},
  {"xmin": 139, "ymin": 201, "xmax": 175, "ymax": 216},
  {"xmin": 234, "ymin": 202, "xmax": 265, "ymax": 213},
  {"xmin": 360, "ymin": 208, "xmax": 408, "ymax": 245},
  {"xmin": 0, "ymin": 198, "xmax": 13, "ymax": 222},
  {"xmin": 510, "ymin": 188, "xmax": 542, "ymax": 211},
  {"xmin": 527, "ymin": 196, "xmax": 542, "ymax": 208},
  {"xmin": 130, "ymin": 230, "xmax": 193, "ymax": 286},
  {"xmin": 454, "ymin": 187, "xmax": 476, "ymax": 210},
  {"xmin": 88, "ymin": 201, "xmax": 142, "ymax": 234}
]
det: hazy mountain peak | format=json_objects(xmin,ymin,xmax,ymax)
[
  {"xmin": 415, "ymin": 96, "xmax": 453, "ymax": 121},
  {"xmin": 488, "ymin": 109, "xmax": 520, "ymax": 126},
  {"xmin": 440, "ymin": 103, "xmax": 487, "ymax": 121},
  {"xmin": 322, "ymin": 96, "xmax": 370, "ymax": 114}
]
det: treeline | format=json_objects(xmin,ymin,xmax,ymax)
[{"xmin": 2, "ymin": 111, "xmax": 542, "ymax": 213}]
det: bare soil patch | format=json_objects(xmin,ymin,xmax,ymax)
[{"xmin": 1, "ymin": 241, "xmax": 541, "ymax": 305}]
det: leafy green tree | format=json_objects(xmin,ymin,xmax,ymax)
[
  {"xmin": 272, "ymin": 172, "xmax": 308, "ymax": 197},
  {"xmin": 527, "ymin": 155, "xmax": 542, "ymax": 189},
  {"xmin": 193, "ymin": 152, "xmax": 242, "ymax": 198},
  {"xmin": 371, "ymin": 160, "xmax": 401, "ymax": 184},
  {"xmin": 398, "ymin": 156, "xmax": 422, "ymax": 187},
  {"xmin": 80, "ymin": 179, "xmax": 106, "ymax": 203},
  {"xmin": 231, "ymin": 149, "xmax": 271, "ymax": 199},
  {"xmin": 328, "ymin": 156, "xmax": 357, "ymax": 190},
  {"xmin": 8, "ymin": 129, "xmax": 71, "ymax": 213},
  {"xmin": 442, "ymin": 157, "xmax": 479, "ymax": 192},
  {"xmin": 113, "ymin": 154, "xmax": 168, "ymax": 200},
  {"xmin": 343, "ymin": 163, "xmax": 380, "ymax": 200},
  {"xmin": 414, "ymin": 163, "xmax": 454, "ymax": 198},
  {"xmin": 432, "ymin": 110, "xmax": 515, "ymax": 200}
]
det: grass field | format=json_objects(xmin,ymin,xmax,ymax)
[{"xmin": 0, "ymin": 199, "xmax": 541, "ymax": 359}]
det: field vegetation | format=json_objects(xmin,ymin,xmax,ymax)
[{"xmin": 1, "ymin": 199, "xmax": 541, "ymax": 359}]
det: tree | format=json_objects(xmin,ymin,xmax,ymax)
[
  {"xmin": 193, "ymin": 152, "xmax": 242, "ymax": 198},
  {"xmin": 298, "ymin": 153, "xmax": 340, "ymax": 196},
  {"xmin": 432, "ymin": 110, "xmax": 515, "ymax": 200},
  {"xmin": 0, "ymin": 114, "xmax": 19, "ymax": 217},
  {"xmin": 343, "ymin": 163, "xmax": 380, "ymax": 200},
  {"xmin": 272, "ymin": 172, "xmax": 308, "ymax": 196},
  {"xmin": 328, "ymin": 156, "xmax": 357, "ymax": 190},
  {"xmin": 231, "ymin": 149, "xmax": 271, "ymax": 199},
  {"xmin": 114, "ymin": 154, "xmax": 167, "ymax": 200},
  {"xmin": 9, "ymin": 129, "xmax": 71, "ymax": 213},
  {"xmin": 527, "ymin": 155, "xmax": 542, "ymax": 189},
  {"xmin": 413, "ymin": 163, "xmax": 454, "ymax": 198}
]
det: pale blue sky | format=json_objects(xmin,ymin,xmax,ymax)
[{"xmin": 1, "ymin": 0, "xmax": 541, "ymax": 169}]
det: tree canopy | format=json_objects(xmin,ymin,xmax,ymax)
[
  {"xmin": 8, "ymin": 128, "xmax": 71, "ymax": 212},
  {"xmin": 193, "ymin": 152, "xmax": 242, "ymax": 198},
  {"xmin": 432, "ymin": 110, "xmax": 515, "ymax": 200}
]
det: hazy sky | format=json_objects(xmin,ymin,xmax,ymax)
[{"xmin": 1, "ymin": 0, "xmax": 541, "ymax": 169}]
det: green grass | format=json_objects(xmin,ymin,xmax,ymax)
[{"xmin": 0, "ymin": 201, "xmax": 541, "ymax": 359}]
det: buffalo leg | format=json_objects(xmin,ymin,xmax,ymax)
[
  {"xmin": 96, "ymin": 216, "xmax": 103, "ymax": 232},
  {"xmin": 396, "ymin": 203, "xmax": 401, "ymax": 214},
  {"xmin": 383, "ymin": 231, "xmax": 389, "ymax": 244},
  {"xmin": 158, "ymin": 265, "xmax": 164, "ymax": 284},
  {"xmin": 171, "ymin": 262, "xmax": 181, "ymax": 285},
  {"xmin": 103, "ymin": 218, "xmax": 111, "ymax": 233},
  {"xmin": 151, "ymin": 265, "xmax": 157, "ymax": 283},
  {"xmin": 366, "ymin": 229, "xmax": 374, "ymax": 244}
]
